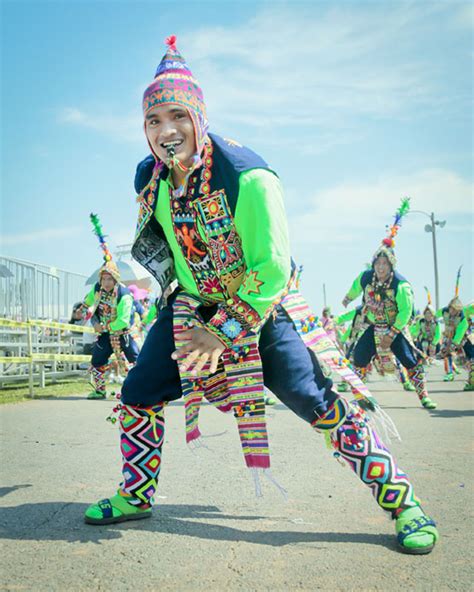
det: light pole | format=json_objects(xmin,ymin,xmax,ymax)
[{"xmin": 408, "ymin": 210, "xmax": 446, "ymax": 310}]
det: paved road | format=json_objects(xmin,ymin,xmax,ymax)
[{"xmin": 1, "ymin": 365, "xmax": 472, "ymax": 591}]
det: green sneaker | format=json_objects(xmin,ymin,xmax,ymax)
[
  {"xmin": 402, "ymin": 381, "xmax": 416, "ymax": 392},
  {"xmin": 463, "ymin": 383, "xmax": 474, "ymax": 391},
  {"xmin": 396, "ymin": 506, "xmax": 439, "ymax": 554},
  {"xmin": 264, "ymin": 394, "xmax": 277, "ymax": 405},
  {"xmin": 443, "ymin": 373, "xmax": 454, "ymax": 382},
  {"xmin": 87, "ymin": 390, "xmax": 107, "ymax": 400},
  {"xmin": 337, "ymin": 382, "xmax": 349, "ymax": 393},
  {"xmin": 421, "ymin": 396, "xmax": 437, "ymax": 410},
  {"xmin": 84, "ymin": 493, "xmax": 152, "ymax": 525}
]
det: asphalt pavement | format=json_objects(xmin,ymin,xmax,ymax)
[{"xmin": 1, "ymin": 364, "xmax": 472, "ymax": 591}]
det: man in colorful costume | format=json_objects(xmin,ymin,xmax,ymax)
[
  {"xmin": 342, "ymin": 199, "xmax": 437, "ymax": 411},
  {"xmin": 437, "ymin": 289, "xmax": 473, "ymax": 390},
  {"xmin": 337, "ymin": 305, "xmax": 415, "ymax": 393},
  {"xmin": 411, "ymin": 288, "xmax": 441, "ymax": 359},
  {"xmin": 437, "ymin": 268, "xmax": 472, "ymax": 388},
  {"xmin": 84, "ymin": 214, "xmax": 140, "ymax": 399},
  {"xmin": 84, "ymin": 36, "xmax": 438, "ymax": 554}
]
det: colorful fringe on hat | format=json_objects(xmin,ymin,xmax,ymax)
[
  {"xmin": 142, "ymin": 34, "xmax": 209, "ymax": 167},
  {"xmin": 449, "ymin": 265, "xmax": 463, "ymax": 310},
  {"xmin": 372, "ymin": 197, "xmax": 411, "ymax": 268},
  {"xmin": 90, "ymin": 213, "xmax": 120, "ymax": 283},
  {"xmin": 424, "ymin": 286, "xmax": 435, "ymax": 314}
]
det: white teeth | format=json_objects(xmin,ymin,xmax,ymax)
[{"xmin": 162, "ymin": 140, "xmax": 183, "ymax": 147}]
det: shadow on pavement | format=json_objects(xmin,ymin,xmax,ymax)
[
  {"xmin": 426, "ymin": 408, "xmax": 474, "ymax": 419},
  {"xmin": 0, "ymin": 484, "xmax": 32, "ymax": 498},
  {"xmin": 0, "ymin": 502, "xmax": 395, "ymax": 550}
]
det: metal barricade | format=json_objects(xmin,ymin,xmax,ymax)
[{"xmin": 0, "ymin": 318, "xmax": 94, "ymax": 396}]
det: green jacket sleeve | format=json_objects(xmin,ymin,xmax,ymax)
[
  {"xmin": 410, "ymin": 319, "xmax": 421, "ymax": 339},
  {"xmin": 336, "ymin": 309, "xmax": 357, "ymax": 324},
  {"xmin": 393, "ymin": 281, "xmax": 413, "ymax": 332},
  {"xmin": 453, "ymin": 317, "xmax": 468, "ymax": 345},
  {"xmin": 206, "ymin": 169, "xmax": 291, "ymax": 347},
  {"xmin": 143, "ymin": 303, "xmax": 157, "ymax": 325},
  {"xmin": 109, "ymin": 294, "xmax": 133, "ymax": 333},
  {"xmin": 84, "ymin": 286, "xmax": 96, "ymax": 307},
  {"xmin": 345, "ymin": 272, "xmax": 364, "ymax": 302},
  {"xmin": 433, "ymin": 322, "xmax": 441, "ymax": 345}
]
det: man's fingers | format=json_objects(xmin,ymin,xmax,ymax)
[
  {"xmin": 191, "ymin": 352, "xmax": 210, "ymax": 375},
  {"xmin": 171, "ymin": 342, "xmax": 195, "ymax": 360},
  {"xmin": 179, "ymin": 349, "xmax": 201, "ymax": 371},
  {"xmin": 209, "ymin": 349, "xmax": 221, "ymax": 374}
]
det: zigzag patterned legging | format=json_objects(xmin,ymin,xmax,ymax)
[{"xmin": 312, "ymin": 397, "xmax": 419, "ymax": 518}]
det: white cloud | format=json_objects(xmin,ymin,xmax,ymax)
[
  {"xmin": 58, "ymin": 107, "xmax": 143, "ymax": 142},
  {"xmin": 57, "ymin": 2, "xmax": 468, "ymax": 147},
  {"xmin": 184, "ymin": 2, "xmax": 457, "ymax": 132},
  {"xmin": 288, "ymin": 168, "xmax": 473, "ymax": 246},
  {"xmin": 1, "ymin": 226, "xmax": 82, "ymax": 247}
]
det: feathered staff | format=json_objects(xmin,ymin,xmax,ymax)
[
  {"xmin": 382, "ymin": 197, "xmax": 411, "ymax": 248},
  {"xmin": 424, "ymin": 286, "xmax": 432, "ymax": 307},
  {"xmin": 90, "ymin": 213, "xmax": 113, "ymax": 263},
  {"xmin": 454, "ymin": 265, "xmax": 462, "ymax": 297}
]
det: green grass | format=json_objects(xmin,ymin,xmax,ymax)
[{"xmin": 0, "ymin": 378, "xmax": 122, "ymax": 405}]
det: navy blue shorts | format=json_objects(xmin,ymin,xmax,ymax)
[
  {"xmin": 352, "ymin": 325, "xmax": 420, "ymax": 369},
  {"xmin": 91, "ymin": 333, "xmax": 140, "ymax": 368},
  {"xmin": 463, "ymin": 340, "xmax": 473, "ymax": 360},
  {"xmin": 121, "ymin": 299, "xmax": 336, "ymax": 423}
]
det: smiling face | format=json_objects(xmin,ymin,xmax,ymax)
[
  {"xmin": 424, "ymin": 309, "xmax": 434, "ymax": 321},
  {"xmin": 145, "ymin": 104, "xmax": 197, "ymax": 168},
  {"xmin": 100, "ymin": 272, "xmax": 116, "ymax": 292},
  {"xmin": 373, "ymin": 255, "xmax": 392, "ymax": 282}
]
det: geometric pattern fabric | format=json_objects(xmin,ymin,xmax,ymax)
[
  {"xmin": 118, "ymin": 403, "xmax": 165, "ymax": 506},
  {"xmin": 316, "ymin": 398, "xmax": 419, "ymax": 518}
]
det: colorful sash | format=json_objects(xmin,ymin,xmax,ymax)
[{"xmin": 172, "ymin": 292, "xmax": 269, "ymax": 469}]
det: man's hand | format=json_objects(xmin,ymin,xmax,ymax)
[
  {"xmin": 172, "ymin": 327, "xmax": 225, "ymax": 375},
  {"xmin": 342, "ymin": 296, "xmax": 350, "ymax": 308},
  {"xmin": 379, "ymin": 334, "xmax": 393, "ymax": 350}
]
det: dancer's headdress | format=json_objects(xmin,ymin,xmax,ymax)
[
  {"xmin": 448, "ymin": 265, "xmax": 463, "ymax": 311},
  {"xmin": 89, "ymin": 213, "xmax": 120, "ymax": 283},
  {"xmin": 423, "ymin": 286, "xmax": 435, "ymax": 314},
  {"xmin": 372, "ymin": 197, "xmax": 411, "ymax": 268},
  {"xmin": 142, "ymin": 35, "xmax": 209, "ymax": 170}
]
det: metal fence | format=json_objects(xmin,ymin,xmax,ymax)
[{"xmin": 0, "ymin": 256, "xmax": 88, "ymax": 322}]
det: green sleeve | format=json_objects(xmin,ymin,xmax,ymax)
[
  {"xmin": 340, "ymin": 326, "xmax": 351, "ymax": 344},
  {"xmin": 109, "ymin": 294, "xmax": 133, "ymax": 333},
  {"xmin": 206, "ymin": 169, "xmax": 291, "ymax": 347},
  {"xmin": 410, "ymin": 319, "xmax": 421, "ymax": 339},
  {"xmin": 435, "ymin": 308, "xmax": 444, "ymax": 319},
  {"xmin": 345, "ymin": 272, "xmax": 364, "ymax": 302},
  {"xmin": 143, "ymin": 303, "xmax": 157, "ymax": 325},
  {"xmin": 393, "ymin": 281, "xmax": 413, "ymax": 332},
  {"xmin": 433, "ymin": 322, "xmax": 441, "ymax": 345},
  {"xmin": 453, "ymin": 317, "xmax": 468, "ymax": 345},
  {"xmin": 84, "ymin": 286, "xmax": 96, "ymax": 307},
  {"xmin": 336, "ymin": 308, "xmax": 357, "ymax": 324}
]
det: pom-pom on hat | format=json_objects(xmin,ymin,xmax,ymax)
[
  {"xmin": 142, "ymin": 35, "xmax": 209, "ymax": 164},
  {"xmin": 372, "ymin": 197, "xmax": 411, "ymax": 269}
]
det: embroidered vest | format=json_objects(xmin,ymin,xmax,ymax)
[{"xmin": 131, "ymin": 134, "xmax": 273, "ymax": 307}]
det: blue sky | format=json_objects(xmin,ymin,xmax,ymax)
[{"xmin": 1, "ymin": 0, "xmax": 472, "ymax": 313}]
